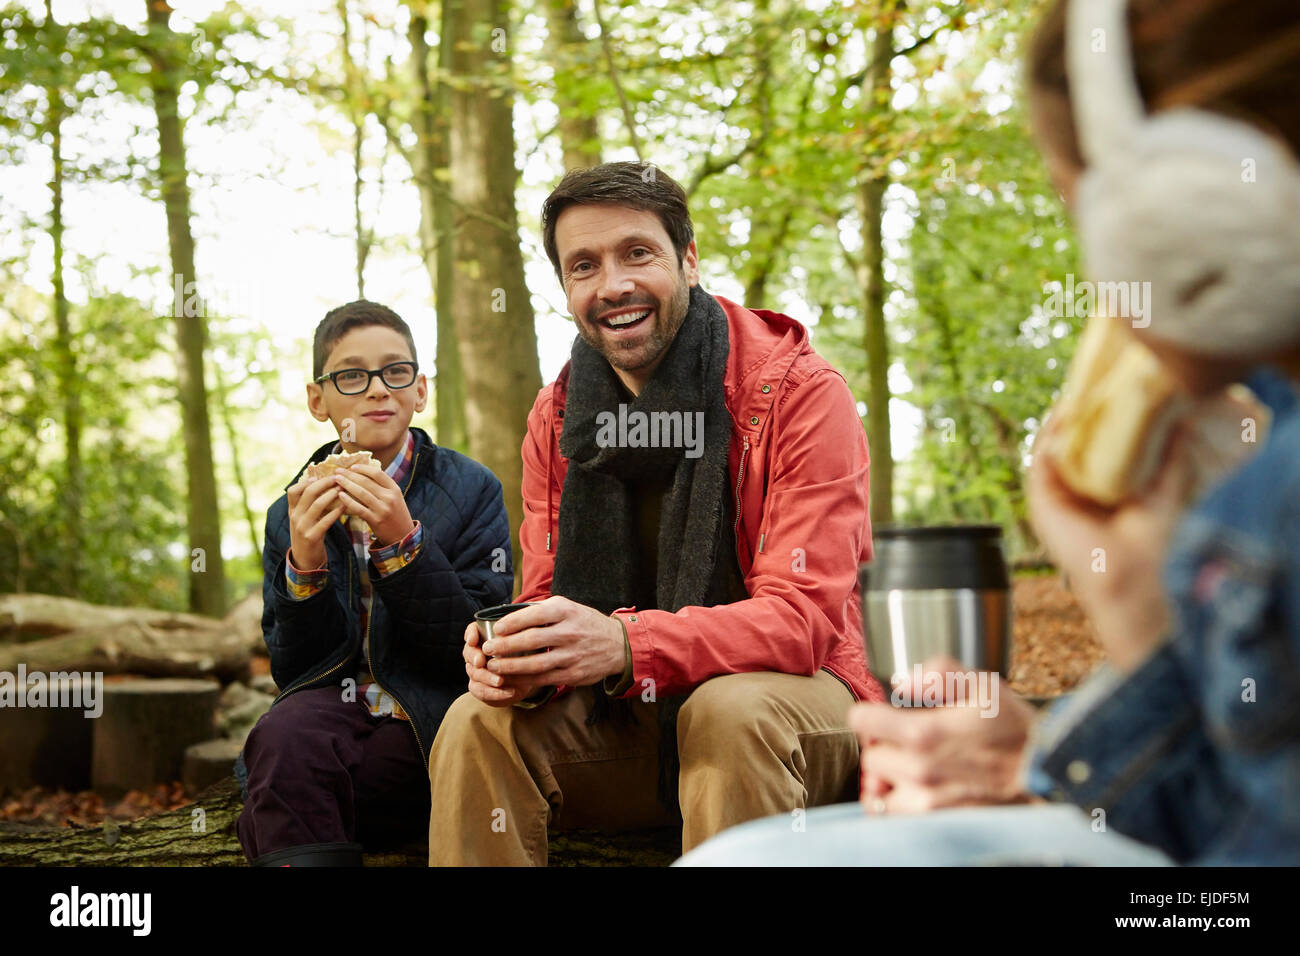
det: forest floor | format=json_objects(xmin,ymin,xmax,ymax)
[{"xmin": 2, "ymin": 574, "xmax": 1101, "ymax": 828}]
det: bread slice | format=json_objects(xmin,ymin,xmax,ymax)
[
  {"xmin": 303, "ymin": 450, "xmax": 375, "ymax": 482},
  {"xmin": 1042, "ymin": 316, "xmax": 1189, "ymax": 507}
]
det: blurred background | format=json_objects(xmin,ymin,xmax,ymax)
[{"xmin": 0, "ymin": 0, "xmax": 1082, "ymax": 617}]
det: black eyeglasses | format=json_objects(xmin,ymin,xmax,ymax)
[{"xmin": 315, "ymin": 361, "xmax": 418, "ymax": 395}]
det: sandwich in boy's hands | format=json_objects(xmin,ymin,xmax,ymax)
[{"xmin": 329, "ymin": 459, "xmax": 416, "ymax": 547}]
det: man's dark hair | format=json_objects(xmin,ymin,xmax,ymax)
[
  {"xmin": 312, "ymin": 300, "xmax": 418, "ymax": 379},
  {"xmin": 541, "ymin": 162, "xmax": 694, "ymax": 282}
]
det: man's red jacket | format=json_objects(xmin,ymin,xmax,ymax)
[{"xmin": 518, "ymin": 294, "xmax": 884, "ymax": 704}]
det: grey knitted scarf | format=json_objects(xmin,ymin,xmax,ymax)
[{"xmin": 550, "ymin": 284, "xmax": 742, "ymax": 809}]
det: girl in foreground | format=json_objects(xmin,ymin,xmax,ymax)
[{"xmin": 678, "ymin": 0, "xmax": 1300, "ymax": 866}]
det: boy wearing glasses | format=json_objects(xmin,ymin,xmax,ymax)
[{"xmin": 235, "ymin": 299, "xmax": 513, "ymax": 866}]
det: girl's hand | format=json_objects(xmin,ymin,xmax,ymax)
[{"xmin": 1027, "ymin": 423, "xmax": 1194, "ymax": 673}]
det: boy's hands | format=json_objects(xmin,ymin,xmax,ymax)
[
  {"xmin": 285, "ymin": 460, "xmax": 412, "ymax": 572},
  {"xmin": 287, "ymin": 474, "xmax": 345, "ymax": 572},
  {"xmin": 332, "ymin": 462, "xmax": 415, "ymax": 546}
]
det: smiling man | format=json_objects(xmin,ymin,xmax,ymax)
[{"xmin": 426, "ymin": 163, "xmax": 883, "ymax": 865}]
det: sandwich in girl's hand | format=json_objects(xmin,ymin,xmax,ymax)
[{"xmin": 1040, "ymin": 314, "xmax": 1269, "ymax": 508}]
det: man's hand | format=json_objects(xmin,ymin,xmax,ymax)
[
  {"xmin": 850, "ymin": 656, "xmax": 1037, "ymax": 815},
  {"xmin": 1027, "ymin": 422, "xmax": 1193, "ymax": 673},
  {"xmin": 332, "ymin": 462, "xmax": 415, "ymax": 547},
  {"xmin": 463, "ymin": 620, "xmax": 538, "ymax": 707},
  {"xmin": 287, "ymin": 474, "xmax": 346, "ymax": 572},
  {"xmin": 481, "ymin": 596, "xmax": 626, "ymax": 689}
]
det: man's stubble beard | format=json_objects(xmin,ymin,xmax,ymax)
[{"xmin": 578, "ymin": 271, "xmax": 692, "ymax": 374}]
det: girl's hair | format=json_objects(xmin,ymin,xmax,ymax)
[{"xmin": 1026, "ymin": 0, "xmax": 1300, "ymax": 169}]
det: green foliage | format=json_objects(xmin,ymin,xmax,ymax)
[
  {"xmin": 860, "ymin": 85, "xmax": 1082, "ymax": 552},
  {"xmin": 0, "ymin": 1, "xmax": 293, "ymax": 608},
  {"xmin": 0, "ymin": 272, "xmax": 187, "ymax": 606},
  {"xmin": 0, "ymin": 0, "xmax": 1089, "ymax": 604},
  {"xmin": 551, "ymin": 0, "xmax": 1073, "ymax": 553}
]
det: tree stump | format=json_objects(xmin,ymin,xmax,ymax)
[
  {"xmin": 182, "ymin": 739, "xmax": 244, "ymax": 796},
  {"xmin": 91, "ymin": 679, "xmax": 220, "ymax": 798},
  {"xmin": 0, "ymin": 680, "xmax": 94, "ymax": 794}
]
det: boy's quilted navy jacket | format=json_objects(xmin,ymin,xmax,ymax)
[{"xmin": 256, "ymin": 426, "xmax": 512, "ymax": 764}]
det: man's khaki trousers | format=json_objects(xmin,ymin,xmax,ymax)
[{"xmin": 427, "ymin": 670, "xmax": 859, "ymax": 866}]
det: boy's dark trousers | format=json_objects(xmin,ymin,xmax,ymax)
[{"xmin": 236, "ymin": 686, "xmax": 430, "ymax": 866}]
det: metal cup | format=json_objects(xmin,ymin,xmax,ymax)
[
  {"xmin": 859, "ymin": 525, "xmax": 1012, "ymax": 685},
  {"xmin": 474, "ymin": 602, "xmax": 541, "ymax": 657}
]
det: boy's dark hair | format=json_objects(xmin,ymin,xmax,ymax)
[
  {"xmin": 312, "ymin": 300, "xmax": 418, "ymax": 379},
  {"xmin": 541, "ymin": 161, "xmax": 695, "ymax": 282}
]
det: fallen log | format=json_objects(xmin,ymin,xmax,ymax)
[
  {"xmin": 0, "ymin": 621, "xmax": 255, "ymax": 683},
  {"xmin": 220, "ymin": 593, "xmax": 265, "ymax": 652},
  {"xmin": 0, "ymin": 593, "xmax": 220, "ymax": 644},
  {"xmin": 0, "ymin": 776, "xmax": 681, "ymax": 866},
  {"xmin": 0, "ymin": 777, "xmax": 247, "ymax": 867},
  {"xmin": 1, "ymin": 591, "xmax": 265, "ymax": 652}
]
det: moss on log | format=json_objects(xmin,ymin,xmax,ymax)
[{"xmin": 0, "ymin": 776, "xmax": 681, "ymax": 866}]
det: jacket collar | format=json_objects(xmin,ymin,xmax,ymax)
[
  {"xmin": 551, "ymin": 292, "xmax": 811, "ymax": 440},
  {"xmin": 1245, "ymin": 366, "xmax": 1298, "ymax": 422}
]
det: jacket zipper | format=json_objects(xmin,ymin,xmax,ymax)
[
  {"xmin": 272, "ymin": 653, "xmax": 350, "ymax": 706},
  {"xmin": 272, "ymin": 523, "xmax": 355, "ymax": 705},
  {"xmin": 364, "ymin": 448, "xmax": 426, "ymax": 763},
  {"xmin": 272, "ymin": 448, "xmax": 428, "ymax": 765},
  {"xmin": 364, "ymin": 604, "xmax": 426, "ymax": 763},
  {"xmin": 734, "ymin": 434, "xmax": 750, "ymax": 546}
]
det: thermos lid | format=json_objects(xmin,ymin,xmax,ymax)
[{"xmin": 860, "ymin": 524, "xmax": 1010, "ymax": 591}]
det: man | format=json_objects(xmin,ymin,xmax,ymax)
[{"xmin": 426, "ymin": 162, "xmax": 882, "ymax": 865}]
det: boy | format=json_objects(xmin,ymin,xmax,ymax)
[{"xmin": 235, "ymin": 299, "xmax": 513, "ymax": 866}]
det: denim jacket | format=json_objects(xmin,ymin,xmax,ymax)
[{"xmin": 1027, "ymin": 367, "xmax": 1300, "ymax": 864}]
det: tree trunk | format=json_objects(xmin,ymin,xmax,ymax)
[
  {"xmin": 338, "ymin": 0, "xmax": 370, "ymax": 298},
  {"xmin": 856, "ymin": 8, "xmax": 899, "ymax": 527},
  {"xmin": 445, "ymin": 0, "xmax": 542, "ymax": 593},
  {"xmin": 976, "ymin": 398, "xmax": 1038, "ymax": 553},
  {"xmin": 544, "ymin": 0, "xmax": 602, "ymax": 171},
  {"xmin": 0, "ymin": 516, "xmax": 25, "ymax": 593},
  {"xmin": 407, "ymin": 4, "xmax": 468, "ymax": 452},
  {"xmin": 916, "ymin": 207, "xmax": 986, "ymax": 519},
  {"xmin": 210, "ymin": 362, "xmax": 261, "ymax": 561},
  {"xmin": 743, "ymin": 207, "xmax": 793, "ymax": 307},
  {"xmin": 144, "ymin": 0, "xmax": 226, "ymax": 616},
  {"xmin": 44, "ymin": 1, "xmax": 83, "ymax": 584}
]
